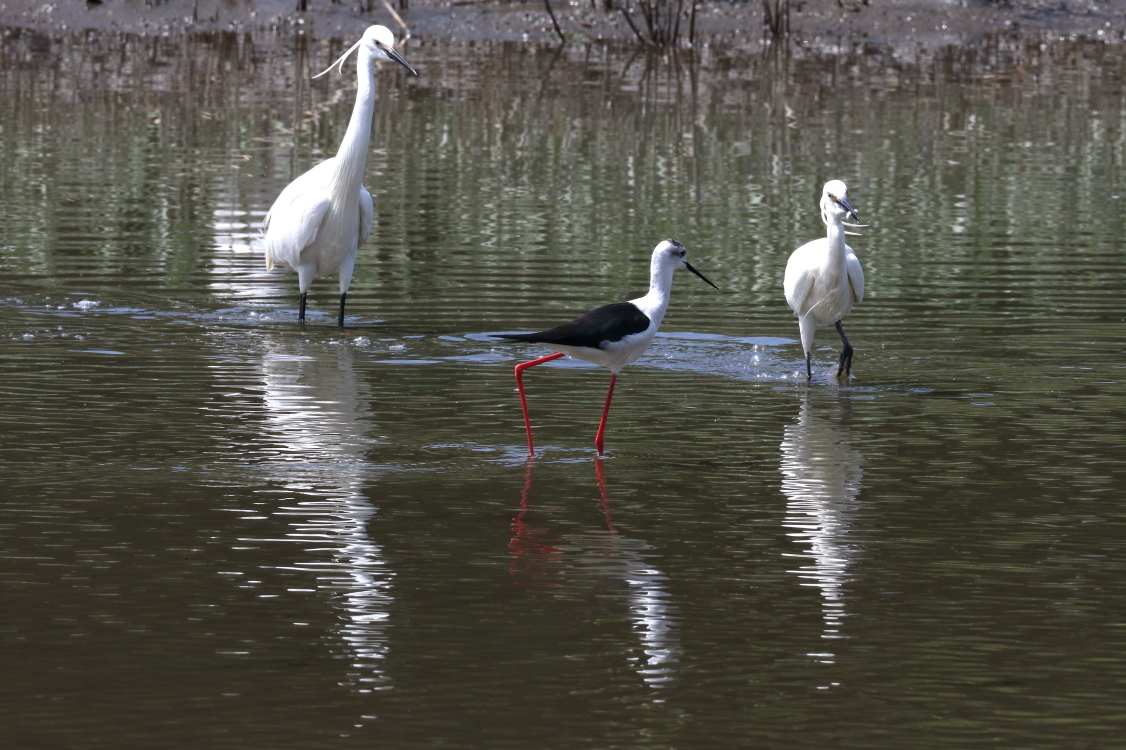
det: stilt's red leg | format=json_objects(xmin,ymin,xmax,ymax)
[
  {"xmin": 513, "ymin": 352, "xmax": 565, "ymax": 456},
  {"xmin": 594, "ymin": 373, "xmax": 618, "ymax": 456}
]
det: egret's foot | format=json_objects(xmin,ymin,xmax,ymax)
[{"xmin": 833, "ymin": 321, "xmax": 853, "ymax": 378}]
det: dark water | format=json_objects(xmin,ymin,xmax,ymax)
[{"xmin": 3, "ymin": 27, "xmax": 1126, "ymax": 748}]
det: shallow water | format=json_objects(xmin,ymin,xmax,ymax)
[{"xmin": 3, "ymin": 28, "xmax": 1126, "ymax": 748}]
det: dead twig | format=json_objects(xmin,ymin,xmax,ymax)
[
  {"xmin": 763, "ymin": 0, "xmax": 789, "ymax": 37},
  {"xmin": 544, "ymin": 0, "xmax": 566, "ymax": 43},
  {"xmin": 378, "ymin": 0, "xmax": 410, "ymax": 37},
  {"xmin": 620, "ymin": 0, "xmax": 648, "ymax": 45}
]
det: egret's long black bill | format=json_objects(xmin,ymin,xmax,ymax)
[
  {"xmin": 836, "ymin": 196, "xmax": 860, "ymax": 223},
  {"xmin": 685, "ymin": 261, "xmax": 719, "ymax": 290},
  {"xmin": 386, "ymin": 46, "xmax": 419, "ymax": 77}
]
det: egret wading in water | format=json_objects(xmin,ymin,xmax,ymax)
[
  {"xmin": 784, "ymin": 180, "xmax": 866, "ymax": 380},
  {"xmin": 262, "ymin": 26, "xmax": 417, "ymax": 327},
  {"xmin": 494, "ymin": 239, "xmax": 718, "ymax": 456}
]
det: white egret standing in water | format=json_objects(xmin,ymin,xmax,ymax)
[
  {"xmin": 262, "ymin": 26, "xmax": 418, "ymax": 327},
  {"xmin": 783, "ymin": 180, "xmax": 865, "ymax": 380}
]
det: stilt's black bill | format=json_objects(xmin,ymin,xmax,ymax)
[
  {"xmin": 386, "ymin": 46, "xmax": 418, "ymax": 77},
  {"xmin": 685, "ymin": 262, "xmax": 719, "ymax": 290},
  {"xmin": 836, "ymin": 196, "xmax": 860, "ymax": 223}
]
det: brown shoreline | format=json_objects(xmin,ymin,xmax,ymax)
[{"xmin": 2, "ymin": 0, "xmax": 1125, "ymax": 52}]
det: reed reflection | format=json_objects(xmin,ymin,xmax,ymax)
[
  {"xmin": 257, "ymin": 339, "xmax": 393, "ymax": 692},
  {"xmin": 779, "ymin": 392, "xmax": 863, "ymax": 664},
  {"xmin": 509, "ymin": 459, "xmax": 679, "ymax": 688}
]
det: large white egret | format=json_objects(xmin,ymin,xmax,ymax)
[
  {"xmin": 262, "ymin": 25, "xmax": 418, "ymax": 327},
  {"xmin": 783, "ymin": 180, "xmax": 866, "ymax": 380}
]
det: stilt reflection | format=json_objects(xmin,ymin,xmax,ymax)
[
  {"xmin": 509, "ymin": 459, "xmax": 679, "ymax": 688},
  {"xmin": 508, "ymin": 459, "xmax": 564, "ymax": 591},
  {"xmin": 258, "ymin": 340, "xmax": 393, "ymax": 692},
  {"xmin": 779, "ymin": 392, "xmax": 863, "ymax": 664}
]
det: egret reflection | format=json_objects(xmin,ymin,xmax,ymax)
[
  {"xmin": 258, "ymin": 339, "xmax": 393, "ymax": 692},
  {"xmin": 779, "ymin": 392, "xmax": 863, "ymax": 663},
  {"xmin": 509, "ymin": 459, "xmax": 679, "ymax": 688}
]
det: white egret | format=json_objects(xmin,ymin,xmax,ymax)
[
  {"xmin": 494, "ymin": 239, "xmax": 718, "ymax": 456},
  {"xmin": 783, "ymin": 180, "xmax": 866, "ymax": 380},
  {"xmin": 262, "ymin": 25, "xmax": 418, "ymax": 327}
]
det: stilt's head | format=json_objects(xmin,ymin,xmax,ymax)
[
  {"xmin": 313, "ymin": 25, "xmax": 418, "ymax": 80},
  {"xmin": 819, "ymin": 180, "xmax": 860, "ymax": 225},
  {"xmin": 651, "ymin": 239, "xmax": 718, "ymax": 289}
]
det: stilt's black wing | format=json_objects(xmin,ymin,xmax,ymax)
[{"xmin": 496, "ymin": 302, "xmax": 650, "ymax": 350}]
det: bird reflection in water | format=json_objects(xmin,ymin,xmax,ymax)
[
  {"xmin": 779, "ymin": 392, "xmax": 863, "ymax": 664},
  {"xmin": 509, "ymin": 458, "xmax": 679, "ymax": 688},
  {"xmin": 508, "ymin": 460, "xmax": 564, "ymax": 591},
  {"xmin": 258, "ymin": 340, "xmax": 393, "ymax": 692}
]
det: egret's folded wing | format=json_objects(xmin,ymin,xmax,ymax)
[
  {"xmin": 846, "ymin": 248, "xmax": 865, "ymax": 304},
  {"xmin": 783, "ymin": 246, "xmax": 816, "ymax": 315},
  {"xmin": 358, "ymin": 185, "xmax": 374, "ymax": 247},
  {"xmin": 262, "ymin": 186, "xmax": 332, "ymax": 270}
]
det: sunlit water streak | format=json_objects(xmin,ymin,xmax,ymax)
[{"xmin": 209, "ymin": 195, "xmax": 281, "ymax": 304}]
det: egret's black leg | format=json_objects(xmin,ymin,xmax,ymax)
[
  {"xmin": 835, "ymin": 320, "xmax": 853, "ymax": 377},
  {"xmin": 338, "ymin": 292, "xmax": 347, "ymax": 329},
  {"xmin": 299, "ymin": 292, "xmax": 307, "ymax": 324},
  {"xmin": 805, "ymin": 350, "xmax": 813, "ymax": 381}
]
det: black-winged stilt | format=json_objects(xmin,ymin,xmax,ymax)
[
  {"xmin": 783, "ymin": 180, "xmax": 866, "ymax": 380},
  {"xmin": 495, "ymin": 239, "xmax": 717, "ymax": 456}
]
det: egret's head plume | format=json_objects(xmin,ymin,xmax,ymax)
[{"xmin": 313, "ymin": 25, "xmax": 418, "ymax": 79}]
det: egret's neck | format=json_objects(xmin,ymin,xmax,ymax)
[
  {"xmin": 332, "ymin": 52, "xmax": 377, "ymax": 193},
  {"xmin": 826, "ymin": 216, "xmax": 847, "ymax": 265}
]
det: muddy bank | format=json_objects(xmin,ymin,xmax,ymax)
[{"xmin": 3, "ymin": 0, "xmax": 1126, "ymax": 51}]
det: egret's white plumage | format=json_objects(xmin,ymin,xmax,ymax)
[
  {"xmin": 784, "ymin": 180, "xmax": 866, "ymax": 380},
  {"xmin": 262, "ymin": 25, "xmax": 417, "ymax": 327}
]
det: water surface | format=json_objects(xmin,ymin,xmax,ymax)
[{"xmin": 2, "ymin": 28, "xmax": 1126, "ymax": 748}]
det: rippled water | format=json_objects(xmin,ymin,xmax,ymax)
[{"xmin": 3, "ymin": 27, "xmax": 1126, "ymax": 748}]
